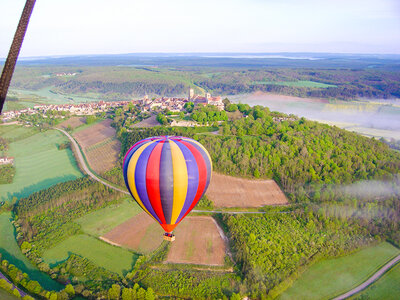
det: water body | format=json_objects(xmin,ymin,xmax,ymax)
[{"xmin": 230, "ymin": 93, "xmax": 400, "ymax": 141}]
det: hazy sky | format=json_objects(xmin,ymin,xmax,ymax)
[{"xmin": 0, "ymin": 0, "xmax": 399, "ymax": 57}]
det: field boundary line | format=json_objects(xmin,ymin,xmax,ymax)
[{"xmin": 333, "ymin": 254, "xmax": 400, "ymax": 300}]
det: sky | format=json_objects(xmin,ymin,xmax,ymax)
[{"xmin": 0, "ymin": 0, "xmax": 399, "ymax": 57}]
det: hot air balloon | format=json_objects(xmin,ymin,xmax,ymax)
[{"xmin": 123, "ymin": 136, "xmax": 212, "ymax": 241}]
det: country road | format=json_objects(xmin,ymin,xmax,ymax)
[
  {"xmin": 54, "ymin": 127, "xmax": 129, "ymax": 195},
  {"xmin": 333, "ymin": 254, "xmax": 400, "ymax": 300},
  {"xmin": 55, "ymin": 126, "xmax": 399, "ymax": 299}
]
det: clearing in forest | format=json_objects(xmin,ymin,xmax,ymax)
[
  {"xmin": 165, "ymin": 216, "xmax": 226, "ymax": 266},
  {"xmin": 205, "ymin": 172, "xmax": 288, "ymax": 207},
  {"xmin": 101, "ymin": 212, "xmax": 164, "ymax": 254},
  {"xmin": 73, "ymin": 119, "xmax": 121, "ymax": 173}
]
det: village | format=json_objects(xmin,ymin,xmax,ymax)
[{"xmin": 0, "ymin": 88, "xmax": 224, "ymax": 123}]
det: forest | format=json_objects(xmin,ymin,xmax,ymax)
[{"xmin": 9, "ymin": 64, "xmax": 400, "ymax": 101}]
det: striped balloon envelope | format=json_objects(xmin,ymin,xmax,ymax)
[{"xmin": 123, "ymin": 136, "xmax": 212, "ymax": 234}]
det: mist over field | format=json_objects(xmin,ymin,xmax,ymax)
[{"xmin": 231, "ymin": 93, "xmax": 400, "ymax": 139}]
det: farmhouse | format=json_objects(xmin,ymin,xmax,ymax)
[{"xmin": 0, "ymin": 157, "xmax": 14, "ymax": 165}]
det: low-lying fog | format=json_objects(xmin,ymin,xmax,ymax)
[{"xmin": 230, "ymin": 93, "xmax": 400, "ymax": 140}]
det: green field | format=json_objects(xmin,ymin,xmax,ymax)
[
  {"xmin": 0, "ymin": 127, "xmax": 83, "ymax": 202},
  {"xmin": 352, "ymin": 263, "xmax": 400, "ymax": 300},
  {"xmin": 0, "ymin": 125, "xmax": 38, "ymax": 143},
  {"xmin": 252, "ymin": 80, "xmax": 337, "ymax": 88},
  {"xmin": 42, "ymin": 234, "xmax": 138, "ymax": 276},
  {"xmin": 75, "ymin": 198, "xmax": 142, "ymax": 236},
  {"xmin": 0, "ymin": 288, "xmax": 19, "ymax": 300},
  {"xmin": 279, "ymin": 242, "xmax": 400, "ymax": 300},
  {"xmin": 0, "ymin": 213, "xmax": 63, "ymax": 291}
]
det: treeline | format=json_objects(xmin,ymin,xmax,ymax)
[
  {"xmin": 135, "ymin": 268, "xmax": 239, "ymax": 299},
  {"xmin": 15, "ymin": 177, "xmax": 124, "ymax": 254},
  {"xmin": 223, "ymin": 210, "xmax": 372, "ymax": 298},
  {"xmin": 0, "ymin": 254, "xmax": 72, "ymax": 300},
  {"xmin": 54, "ymin": 81, "xmax": 188, "ymax": 98},
  {"xmin": 194, "ymin": 68, "xmax": 400, "ymax": 100},
  {"xmin": 191, "ymin": 105, "xmax": 228, "ymax": 124}
]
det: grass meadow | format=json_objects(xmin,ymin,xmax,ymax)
[
  {"xmin": 279, "ymin": 242, "xmax": 400, "ymax": 300},
  {"xmin": 0, "ymin": 288, "xmax": 19, "ymax": 300},
  {"xmin": 0, "ymin": 213, "xmax": 63, "ymax": 291},
  {"xmin": 42, "ymin": 234, "xmax": 138, "ymax": 276},
  {"xmin": 352, "ymin": 263, "xmax": 400, "ymax": 300},
  {"xmin": 0, "ymin": 128, "xmax": 83, "ymax": 202},
  {"xmin": 75, "ymin": 198, "xmax": 142, "ymax": 236}
]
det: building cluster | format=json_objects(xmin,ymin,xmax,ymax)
[
  {"xmin": 55, "ymin": 72, "xmax": 77, "ymax": 77},
  {"xmin": 0, "ymin": 157, "xmax": 14, "ymax": 165},
  {"xmin": 141, "ymin": 88, "xmax": 224, "ymax": 112},
  {"xmin": 1, "ymin": 88, "xmax": 224, "ymax": 122},
  {"xmin": 1, "ymin": 101, "xmax": 131, "ymax": 122},
  {"xmin": 33, "ymin": 101, "xmax": 131, "ymax": 115}
]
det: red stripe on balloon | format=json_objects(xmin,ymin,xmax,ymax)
[
  {"xmin": 178, "ymin": 140, "xmax": 207, "ymax": 220},
  {"xmin": 146, "ymin": 141, "xmax": 166, "ymax": 224}
]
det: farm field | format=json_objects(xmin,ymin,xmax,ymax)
[
  {"xmin": 131, "ymin": 115, "xmax": 159, "ymax": 128},
  {"xmin": 0, "ymin": 288, "xmax": 19, "ymax": 300},
  {"xmin": 205, "ymin": 172, "xmax": 288, "ymax": 207},
  {"xmin": 0, "ymin": 128, "xmax": 83, "ymax": 202},
  {"xmin": 0, "ymin": 125, "xmax": 38, "ymax": 142},
  {"xmin": 42, "ymin": 234, "xmax": 138, "ymax": 276},
  {"xmin": 0, "ymin": 213, "xmax": 63, "ymax": 291},
  {"xmin": 73, "ymin": 119, "xmax": 121, "ymax": 173},
  {"xmin": 279, "ymin": 242, "xmax": 400, "ymax": 300},
  {"xmin": 102, "ymin": 212, "xmax": 164, "ymax": 254},
  {"xmin": 352, "ymin": 263, "xmax": 400, "ymax": 300},
  {"xmin": 165, "ymin": 216, "xmax": 226, "ymax": 266},
  {"xmin": 56, "ymin": 116, "xmax": 86, "ymax": 130},
  {"xmin": 75, "ymin": 198, "xmax": 142, "ymax": 236}
]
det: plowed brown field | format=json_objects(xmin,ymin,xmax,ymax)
[
  {"xmin": 102, "ymin": 212, "xmax": 164, "ymax": 254},
  {"xmin": 165, "ymin": 216, "xmax": 226, "ymax": 266},
  {"xmin": 57, "ymin": 117, "xmax": 85, "ymax": 130},
  {"xmin": 73, "ymin": 119, "xmax": 121, "ymax": 173},
  {"xmin": 205, "ymin": 172, "xmax": 287, "ymax": 207}
]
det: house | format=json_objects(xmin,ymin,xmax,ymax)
[{"xmin": 0, "ymin": 157, "xmax": 14, "ymax": 165}]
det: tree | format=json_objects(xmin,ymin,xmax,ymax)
[
  {"xmin": 108, "ymin": 284, "xmax": 121, "ymax": 300},
  {"xmin": 227, "ymin": 104, "xmax": 238, "ymax": 112},
  {"xmin": 65, "ymin": 284, "xmax": 75, "ymax": 297},
  {"xmin": 86, "ymin": 115, "xmax": 96, "ymax": 124}
]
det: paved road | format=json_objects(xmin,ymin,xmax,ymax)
[
  {"xmin": 54, "ymin": 127, "xmax": 129, "ymax": 195},
  {"xmin": 0, "ymin": 270, "xmax": 27, "ymax": 298},
  {"xmin": 333, "ymin": 254, "xmax": 400, "ymax": 299}
]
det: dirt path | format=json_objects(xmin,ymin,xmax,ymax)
[{"xmin": 333, "ymin": 254, "xmax": 400, "ymax": 300}]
